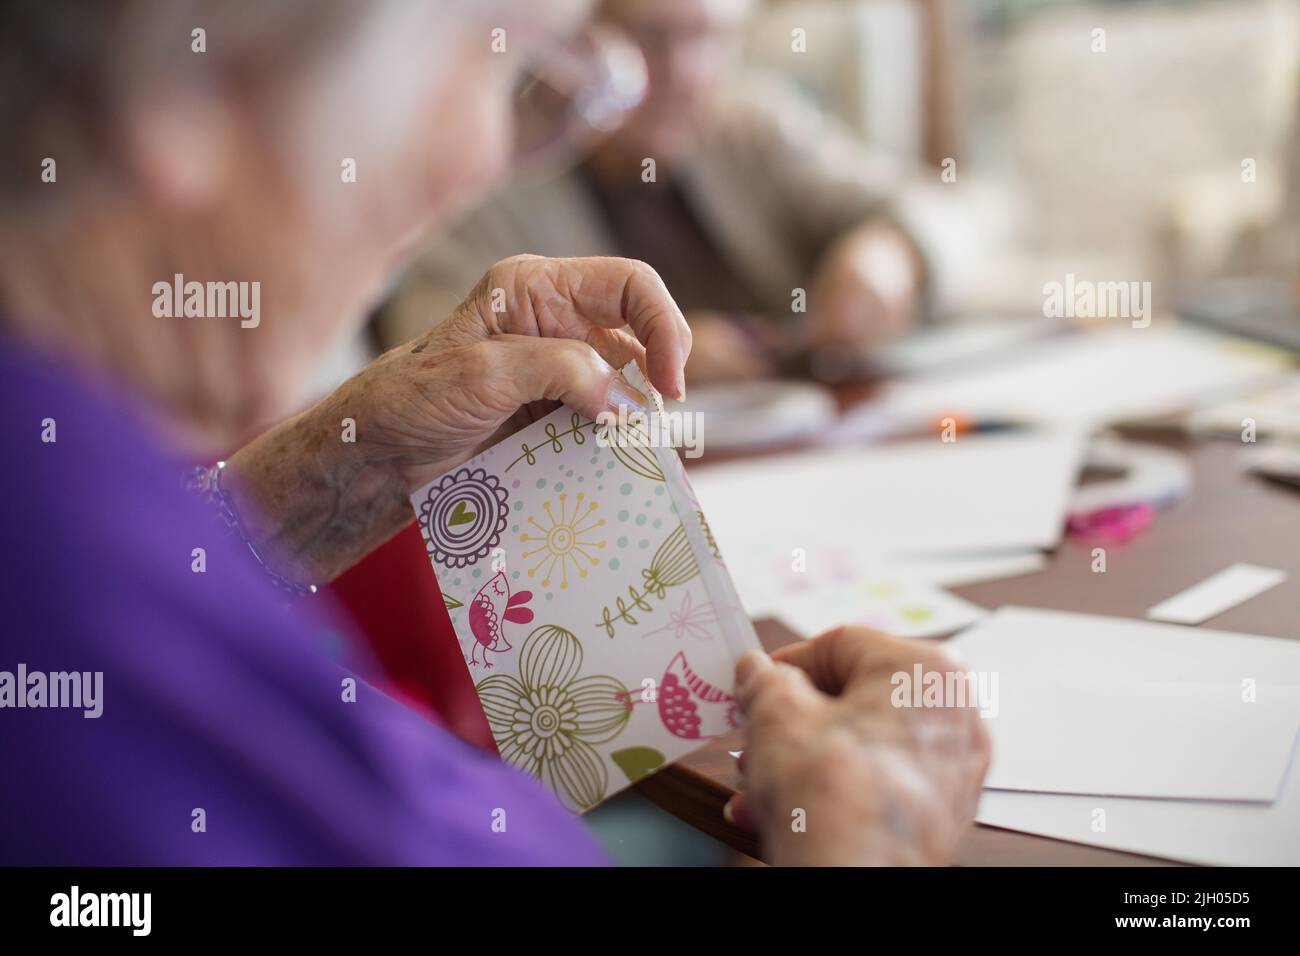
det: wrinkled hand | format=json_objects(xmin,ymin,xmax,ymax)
[
  {"xmin": 682, "ymin": 311, "xmax": 776, "ymax": 385},
  {"xmin": 338, "ymin": 254, "xmax": 691, "ymax": 489},
  {"xmin": 806, "ymin": 224, "xmax": 921, "ymax": 350},
  {"xmin": 223, "ymin": 255, "xmax": 690, "ymax": 585},
  {"xmin": 725, "ymin": 628, "xmax": 990, "ymax": 866}
]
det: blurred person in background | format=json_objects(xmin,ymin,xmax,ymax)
[
  {"xmin": 381, "ymin": 0, "xmax": 929, "ymax": 385},
  {"xmin": 0, "ymin": 0, "xmax": 986, "ymax": 865}
]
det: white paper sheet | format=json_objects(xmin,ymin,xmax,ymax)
[
  {"xmin": 690, "ymin": 430, "xmax": 1085, "ymax": 562},
  {"xmin": 1187, "ymin": 373, "xmax": 1300, "ymax": 441},
  {"xmin": 716, "ymin": 538, "xmax": 1045, "ymax": 618},
  {"xmin": 977, "ymin": 735, "xmax": 1300, "ymax": 866},
  {"xmin": 707, "ymin": 534, "xmax": 1037, "ymax": 639},
  {"xmin": 769, "ymin": 574, "xmax": 987, "ymax": 640},
  {"xmin": 1147, "ymin": 563, "xmax": 1286, "ymax": 625},
  {"xmin": 947, "ymin": 608, "xmax": 1300, "ymax": 801},
  {"xmin": 891, "ymin": 551, "xmax": 1048, "ymax": 588},
  {"xmin": 871, "ymin": 323, "xmax": 1292, "ymax": 430},
  {"xmin": 1241, "ymin": 442, "xmax": 1300, "ymax": 486}
]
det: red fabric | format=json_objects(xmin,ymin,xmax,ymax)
[{"xmin": 328, "ymin": 523, "xmax": 496, "ymax": 751}]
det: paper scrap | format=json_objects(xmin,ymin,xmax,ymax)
[{"xmin": 1146, "ymin": 563, "xmax": 1286, "ymax": 625}]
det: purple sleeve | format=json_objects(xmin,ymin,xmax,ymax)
[{"xmin": 0, "ymin": 346, "xmax": 609, "ymax": 866}]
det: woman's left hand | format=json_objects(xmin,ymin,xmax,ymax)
[{"xmin": 224, "ymin": 255, "xmax": 691, "ymax": 585}]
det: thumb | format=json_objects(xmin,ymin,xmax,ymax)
[{"xmin": 488, "ymin": 334, "xmax": 649, "ymax": 422}]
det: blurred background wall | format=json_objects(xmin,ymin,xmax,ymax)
[{"xmin": 743, "ymin": 0, "xmax": 1300, "ymax": 313}]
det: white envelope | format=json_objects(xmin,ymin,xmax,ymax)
[
  {"xmin": 977, "ymin": 736, "xmax": 1300, "ymax": 866},
  {"xmin": 947, "ymin": 607, "xmax": 1300, "ymax": 802}
]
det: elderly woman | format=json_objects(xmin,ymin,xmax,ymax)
[{"xmin": 0, "ymin": 0, "xmax": 986, "ymax": 865}]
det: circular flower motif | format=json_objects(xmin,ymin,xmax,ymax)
[
  {"xmin": 476, "ymin": 624, "xmax": 631, "ymax": 812},
  {"xmin": 419, "ymin": 467, "xmax": 509, "ymax": 569}
]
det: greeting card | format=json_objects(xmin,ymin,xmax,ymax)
[{"xmin": 410, "ymin": 364, "xmax": 760, "ymax": 812}]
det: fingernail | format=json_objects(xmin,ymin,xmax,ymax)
[
  {"xmin": 735, "ymin": 649, "xmax": 771, "ymax": 689},
  {"xmin": 722, "ymin": 797, "xmax": 738, "ymax": 826},
  {"xmin": 606, "ymin": 375, "xmax": 648, "ymax": 415},
  {"xmin": 676, "ymin": 376, "xmax": 687, "ymax": 403}
]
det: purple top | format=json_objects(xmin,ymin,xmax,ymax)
[{"xmin": 0, "ymin": 342, "xmax": 608, "ymax": 865}]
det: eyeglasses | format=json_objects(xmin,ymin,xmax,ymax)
[{"xmin": 509, "ymin": 22, "xmax": 648, "ymax": 175}]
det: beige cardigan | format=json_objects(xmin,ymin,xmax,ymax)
[{"xmin": 380, "ymin": 74, "xmax": 911, "ymax": 346}]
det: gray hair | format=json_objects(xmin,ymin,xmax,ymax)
[{"xmin": 0, "ymin": 0, "xmax": 368, "ymax": 206}]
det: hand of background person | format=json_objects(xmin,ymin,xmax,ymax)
[
  {"xmin": 805, "ymin": 222, "xmax": 923, "ymax": 351},
  {"xmin": 725, "ymin": 627, "xmax": 990, "ymax": 866},
  {"xmin": 682, "ymin": 310, "xmax": 777, "ymax": 385}
]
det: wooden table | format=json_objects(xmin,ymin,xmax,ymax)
[{"xmin": 633, "ymin": 435, "xmax": 1300, "ymax": 864}]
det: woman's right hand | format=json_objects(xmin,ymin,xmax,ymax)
[
  {"xmin": 223, "ymin": 254, "xmax": 691, "ymax": 586},
  {"xmin": 351, "ymin": 254, "xmax": 692, "ymax": 491},
  {"xmin": 726, "ymin": 628, "xmax": 990, "ymax": 866}
]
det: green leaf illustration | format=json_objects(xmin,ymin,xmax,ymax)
[{"xmin": 611, "ymin": 746, "xmax": 666, "ymax": 784}]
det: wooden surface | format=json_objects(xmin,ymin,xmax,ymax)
[{"xmin": 633, "ymin": 436, "xmax": 1300, "ymax": 864}]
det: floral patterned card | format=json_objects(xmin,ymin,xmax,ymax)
[{"xmin": 410, "ymin": 365, "xmax": 761, "ymax": 813}]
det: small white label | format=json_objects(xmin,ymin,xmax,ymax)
[{"xmin": 1147, "ymin": 563, "xmax": 1285, "ymax": 625}]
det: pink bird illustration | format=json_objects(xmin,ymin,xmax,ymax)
[
  {"xmin": 619, "ymin": 651, "xmax": 739, "ymax": 739},
  {"xmin": 467, "ymin": 571, "xmax": 533, "ymax": 668}
]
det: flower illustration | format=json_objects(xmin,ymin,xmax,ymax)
[
  {"xmin": 519, "ymin": 492, "xmax": 606, "ymax": 589},
  {"xmin": 504, "ymin": 413, "xmax": 598, "ymax": 472},
  {"xmin": 418, "ymin": 467, "xmax": 509, "ymax": 569},
  {"xmin": 642, "ymin": 590, "xmax": 718, "ymax": 642},
  {"xmin": 602, "ymin": 418, "xmax": 665, "ymax": 483},
  {"xmin": 476, "ymin": 624, "xmax": 630, "ymax": 812},
  {"xmin": 596, "ymin": 522, "xmax": 700, "ymax": 638}
]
